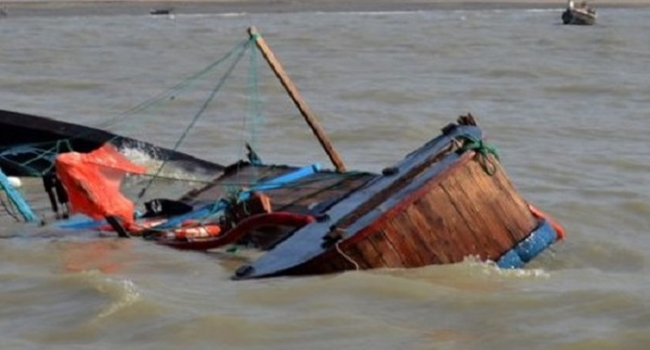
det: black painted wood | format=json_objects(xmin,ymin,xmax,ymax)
[{"xmin": 0, "ymin": 109, "xmax": 224, "ymax": 176}]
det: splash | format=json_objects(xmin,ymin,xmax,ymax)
[
  {"xmin": 94, "ymin": 277, "xmax": 141, "ymax": 319},
  {"xmin": 118, "ymin": 146, "xmax": 215, "ymax": 183},
  {"xmin": 463, "ymin": 255, "xmax": 550, "ymax": 279}
]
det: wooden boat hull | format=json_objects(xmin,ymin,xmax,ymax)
[
  {"xmin": 233, "ymin": 118, "xmax": 561, "ymax": 279},
  {"xmin": 50, "ymin": 116, "xmax": 562, "ymax": 279},
  {"xmin": 0, "ymin": 109, "xmax": 224, "ymax": 177},
  {"xmin": 562, "ymin": 8, "xmax": 596, "ymax": 25},
  {"xmin": 23, "ymin": 26, "xmax": 564, "ymax": 279}
]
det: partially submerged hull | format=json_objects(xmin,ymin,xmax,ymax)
[
  {"xmin": 232, "ymin": 115, "xmax": 563, "ymax": 279},
  {"xmin": 9, "ymin": 27, "xmax": 564, "ymax": 280},
  {"xmin": 50, "ymin": 115, "xmax": 563, "ymax": 280},
  {"xmin": 0, "ymin": 109, "xmax": 224, "ymax": 177}
]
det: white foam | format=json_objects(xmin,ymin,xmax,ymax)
[{"xmin": 7, "ymin": 176, "xmax": 22, "ymax": 188}]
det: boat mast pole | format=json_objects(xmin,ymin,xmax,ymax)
[{"xmin": 247, "ymin": 26, "xmax": 347, "ymax": 173}]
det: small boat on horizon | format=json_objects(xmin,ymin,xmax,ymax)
[
  {"xmin": 150, "ymin": 7, "xmax": 174, "ymax": 16},
  {"xmin": 562, "ymin": 0, "xmax": 596, "ymax": 25}
]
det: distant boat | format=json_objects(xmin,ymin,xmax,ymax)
[
  {"xmin": 562, "ymin": 0, "xmax": 596, "ymax": 25},
  {"xmin": 150, "ymin": 7, "xmax": 174, "ymax": 16}
]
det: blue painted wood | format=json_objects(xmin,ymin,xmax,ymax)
[
  {"xmin": 152, "ymin": 163, "xmax": 322, "ymax": 229},
  {"xmin": 55, "ymin": 163, "xmax": 322, "ymax": 231},
  {"xmin": 0, "ymin": 169, "xmax": 37, "ymax": 222},
  {"xmin": 55, "ymin": 214, "xmax": 101, "ymax": 229},
  {"xmin": 233, "ymin": 124, "xmax": 482, "ymax": 280},
  {"xmin": 496, "ymin": 219, "xmax": 558, "ymax": 268}
]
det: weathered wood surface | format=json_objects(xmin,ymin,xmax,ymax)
[
  {"xmin": 232, "ymin": 123, "xmax": 493, "ymax": 279},
  {"xmin": 184, "ymin": 162, "xmax": 375, "ymax": 215},
  {"xmin": 291, "ymin": 152, "xmax": 538, "ymax": 275}
]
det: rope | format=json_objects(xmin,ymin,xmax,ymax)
[
  {"xmin": 220, "ymin": 38, "xmax": 267, "ymax": 200},
  {"xmin": 136, "ymin": 39, "xmax": 252, "ymax": 202},
  {"xmin": 0, "ymin": 192, "xmax": 21, "ymax": 222},
  {"xmin": 335, "ymin": 240, "xmax": 360, "ymax": 271},
  {"xmin": 243, "ymin": 36, "xmax": 264, "ymax": 162},
  {"xmin": 96, "ymin": 38, "xmax": 252, "ymax": 132},
  {"xmin": 0, "ymin": 139, "xmax": 75, "ymax": 176},
  {"xmin": 459, "ymin": 135, "xmax": 500, "ymax": 175},
  {"xmin": 0, "ymin": 38, "xmax": 253, "ymax": 179}
]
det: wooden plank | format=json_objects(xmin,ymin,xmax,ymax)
[
  {"xmin": 367, "ymin": 230, "xmax": 404, "ymax": 268},
  {"xmin": 354, "ymin": 154, "xmax": 477, "ymax": 265},
  {"xmin": 490, "ymin": 161, "xmax": 538, "ymax": 238},
  {"xmin": 389, "ymin": 210, "xmax": 431, "ymax": 267},
  {"xmin": 348, "ymin": 236, "xmax": 385, "ymax": 268},
  {"xmin": 269, "ymin": 173, "xmax": 373, "ymax": 212},
  {"xmin": 406, "ymin": 201, "xmax": 449, "ymax": 264},
  {"xmin": 248, "ymin": 26, "xmax": 346, "ymax": 172},
  {"xmin": 465, "ymin": 157, "xmax": 536, "ymax": 243},
  {"xmin": 461, "ymin": 158, "xmax": 519, "ymax": 243},
  {"xmin": 381, "ymin": 220, "xmax": 422, "ymax": 267},
  {"xmin": 415, "ymin": 185, "xmax": 472, "ymax": 263},
  {"xmin": 455, "ymin": 159, "xmax": 516, "ymax": 253},
  {"xmin": 439, "ymin": 164, "xmax": 512, "ymax": 260}
]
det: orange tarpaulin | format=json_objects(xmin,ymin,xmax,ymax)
[{"xmin": 55, "ymin": 144, "xmax": 146, "ymax": 227}]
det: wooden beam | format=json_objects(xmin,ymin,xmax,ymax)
[{"xmin": 247, "ymin": 26, "xmax": 347, "ymax": 173}]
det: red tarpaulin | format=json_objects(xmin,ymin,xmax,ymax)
[{"xmin": 55, "ymin": 144, "xmax": 146, "ymax": 227}]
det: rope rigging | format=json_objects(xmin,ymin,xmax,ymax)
[
  {"xmin": 1, "ymin": 36, "xmax": 260, "ymax": 183},
  {"xmin": 3, "ymin": 28, "xmax": 346, "ymax": 228},
  {"xmin": 460, "ymin": 134, "xmax": 500, "ymax": 175},
  {"xmin": 135, "ymin": 37, "xmax": 255, "ymax": 203},
  {"xmin": 1, "ymin": 35, "xmax": 271, "ymax": 223}
]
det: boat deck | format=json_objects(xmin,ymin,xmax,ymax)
[{"xmin": 183, "ymin": 162, "xmax": 376, "ymax": 215}]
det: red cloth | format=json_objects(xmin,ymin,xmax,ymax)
[{"xmin": 55, "ymin": 144, "xmax": 145, "ymax": 226}]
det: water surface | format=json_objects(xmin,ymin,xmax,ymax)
[{"xmin": 1, "ymin": 6, "xmax": 649, "ymax": 350}]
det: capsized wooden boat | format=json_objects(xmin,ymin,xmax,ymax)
[
  {"xmin": 58, "ymin": 114, "xmax": 563, "ymax": 279},
  {"xmin": 39, "ymin": 27, "xmax": 565, "ymax": 279},
  {"xmin": 230, "ymin": 115, "xmax": 564, "ymax": 279},
  {"xmin": 100, "ymin": 114, "xmax": 562, "ymax": 279},
  {"xmin": 0, "ymin": 109, "xmax": 224, "ymax": 177}
]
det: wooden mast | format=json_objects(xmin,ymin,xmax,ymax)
[{"xmin": 247, "ymin": 26, "xmax": 347, "ymax": 173}]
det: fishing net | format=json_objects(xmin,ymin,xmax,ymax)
[{"xmin": 0, "ymin": 29, "xmax": 333, "ymax": 225}]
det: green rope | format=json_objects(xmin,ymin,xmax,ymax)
[
  {"xmin": 136, "ymin": 38, "xmax": 252, "ymax": 203},
  {"xmin": 244, "ymin": 36, "xmax": 264, "ymax": 162},
  {"xmin": 226, "ymin": 245, "xmax": 241, "ymax": 253},
  {"xmin": 460, "ymin": 135, "xmax": 500, "ymax": 175},
  {"xmin": 1, "ymin": 39, "xmax": 254, "ymax": 180},
  {"xmin": 0, "ymin": 139, "xmax": 75, "ymax": 176},
  {"xmin": 97, "ymin": 38, "xmax": 252, "ymax": 132}
]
